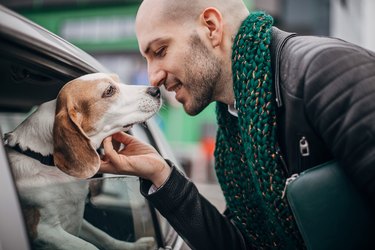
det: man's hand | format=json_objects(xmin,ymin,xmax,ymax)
[{"xmin": 100, "ymin": 132, "xmax": 171, "ymax": 187}]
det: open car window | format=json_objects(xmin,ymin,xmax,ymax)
[
  {"xmin": 1, "ymin": 120, "xmax": 184, "ymax": 250},
  {"xmin": 17, "ymin": 174, "xmax": 157, "ymax": 249},
  {"xmin": 0, "ymin": 131, "xmax": 31, "ymax": 250}
]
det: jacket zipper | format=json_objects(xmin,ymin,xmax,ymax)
[
  {"xmin": 299, "ymin": 136, "xmax": 310, "ymax": 157},
  {"xmin": 298, "ymin": 135, "xmax": 310, "ymax": 173},
  {"xmin": 281, "ymin": 136, "xmax": 311, "ymax": 198},
  {"xmin": 277, "ymin": 148, "xmax": 289, "ymax": 175}
]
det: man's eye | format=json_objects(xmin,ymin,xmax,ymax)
[
  {"xmin": 102, "ymin": 85, "xmax": 116, "ymax": 98},
  {"xmin": 154, "ymin": 46, "xmax": 166, "ymax": 57}
]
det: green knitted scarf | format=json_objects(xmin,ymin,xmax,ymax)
[{"xmin": 214, "ymin": 12, "xmax": 304, "ymax": 249}]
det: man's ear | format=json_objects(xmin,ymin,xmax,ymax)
[{"xmin": 200, "ymin": 7, "xmax": 223, "ymax": 48}]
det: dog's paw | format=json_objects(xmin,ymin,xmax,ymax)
[
  {"xmin": 107, "ymin": 236, "xmax": 156, "ymax": 250},
  {"xmin": 129, "ymin": 237, "xmax": 156, "ymax": 250}
]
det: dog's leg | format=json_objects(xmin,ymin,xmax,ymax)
[
  {"xmin": 80, "ymin": 220, "xmax": 155, "ymax": 250},
  {"xmin": 34, "ymin": 223, "xmax": 99, "ymax": 250}
]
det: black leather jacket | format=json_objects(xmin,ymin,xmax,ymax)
[
  {"xmin": 272, "ymin": 27, "xmax": 375, "ymax": 203},
  {"xmin": 141, "ymin": 28, "xmax": 375, "ymax": 249}
]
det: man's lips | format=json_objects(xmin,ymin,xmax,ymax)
[{"xmin": 166, "ymin": 82, "xmax": 182, "ymax": 92}]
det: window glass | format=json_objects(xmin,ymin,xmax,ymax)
[
  {"xmin": 1, "ymin": 111, "xmax": 158, "ymax": 249},
  {"xmin": 2, "ymin": 112, "xmax": 188, "ymax": 250},
  {"xmin": 0, "ymin": 112, "xmax": 30, "ymax": 134},
  {"xmin": 18, "ymin": 176, "xmax": 157, "ymax": 249}
]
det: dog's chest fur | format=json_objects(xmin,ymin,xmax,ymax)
[{"xmin": 8, "ymin": 148, "xmax": 90, "ymax": 237}]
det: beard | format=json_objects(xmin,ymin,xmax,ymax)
[{"xmin": 181, "ymin": 33, "xmax": 222, "ymax": 116}]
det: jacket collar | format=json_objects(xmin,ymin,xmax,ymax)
[{"xmin": 270, "ymin": 27, "xmax": 297, "ymax": 107}]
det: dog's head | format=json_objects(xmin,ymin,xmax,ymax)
[{"xmin": 53, "ymin": 73, "xmax": 161, "ymax": 179}]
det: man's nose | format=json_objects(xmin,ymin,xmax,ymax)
[{"xmin": 148, "ymin": 65, "xmax": 166, "ymax": 87}]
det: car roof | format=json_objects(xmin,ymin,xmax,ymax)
[{"xmin": 0, "ymin": 5, "xmax": 109, "ymax": 112}]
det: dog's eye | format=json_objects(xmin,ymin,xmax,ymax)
[{"xmin": 102, "ymin": 85, "xmax": 116, "ymax": 98}]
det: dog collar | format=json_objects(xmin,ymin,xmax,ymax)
[{"xmin": 9, "ymin": 144, "xmax": 55, "ymax": 166}]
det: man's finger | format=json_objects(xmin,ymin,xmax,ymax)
[
  {"xmin": 103, "ymin": 136, "xmax": 119, "ymax": 162},
  {"xmin": 112, "ymin": 132, "xmax": 139, "ymax": 145},
  {"xmin": 99, "ymin": 161, "xmax": 111, "ymax": 173},
  {"xmin": 102, "ymin": 136, "xmax": 113, "ymax": 149}
]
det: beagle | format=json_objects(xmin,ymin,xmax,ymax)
[{"xmin": 4, "ymin": 73, "xmax": 160, "ymax": 249}]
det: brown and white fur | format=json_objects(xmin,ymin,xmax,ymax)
[{"xmin": 4, "ymin": 73, "xmax": 161, "ymax": 250}]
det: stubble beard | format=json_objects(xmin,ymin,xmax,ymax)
[{"xmin": 182, "ymin": 33, "xmax": 222, "ymax": 116}]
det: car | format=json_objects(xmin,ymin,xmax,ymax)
[{"xmin": 0, "ymin": 5, "xmax": 189, "ymax": 250}]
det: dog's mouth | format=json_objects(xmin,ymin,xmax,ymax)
[
  {"xmin": 123, "ymin": 123, "xmax": 134, "ymax": 131},
  {"xmin": 122, "ymin": 121, "xmax": 148, "ymax": 132}
]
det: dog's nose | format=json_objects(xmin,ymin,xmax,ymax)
[{"xmin": 146, "ymin": 86, "xmax": 161, "ymax": 98}]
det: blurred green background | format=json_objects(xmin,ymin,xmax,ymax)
[
  {"xmin": 13, "ymin": 0, "xmax": 234, "ymax": 145},
  {"xmin": 2, "ymin": 0, "xmax": 373, "ymax": 185}
]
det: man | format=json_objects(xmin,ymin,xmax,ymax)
[{"xmin": 100, "ymin": 0, "xmax": 375, "ymax": 249}]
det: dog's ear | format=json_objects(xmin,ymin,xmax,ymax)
[{"xmin": 53, "ymin": 95, "xmax": 100, "ymax": 179}]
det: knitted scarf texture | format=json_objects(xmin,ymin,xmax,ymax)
[{"xmin": 214, "ymin": 12, "xmax": 304, "ymax": 249}]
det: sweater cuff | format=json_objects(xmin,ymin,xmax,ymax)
[{"xmin": 140, "ymin": 159, "xmax": 190, "ymax": 214}]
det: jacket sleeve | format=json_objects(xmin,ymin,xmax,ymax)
[
  {"xmin": 303, "ymin": 43, "xmax": 375, "ymax": 207},
  {"xmin": 140, "ymin": 160, "xmax": 250, "ymax": 250}
]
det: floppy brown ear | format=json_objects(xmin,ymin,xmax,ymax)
[{"xmin": 53, "ymin": 97, "xmax": 100, "ymax": 179}]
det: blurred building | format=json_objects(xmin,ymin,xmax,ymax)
[
  {"xmin": 0, "ymin": 0, "xmax": 144, "ymax": 83},
  {"xmin": 330, "ymin": 0, "xmax": 375, "ymax": 52},
  {"xmin": 254, "ymin": 0, "xmax": 374, "ymax": 51},
  {"xmin": 254, "ymin": 0, "xmax": 330, "ymax": 35}
]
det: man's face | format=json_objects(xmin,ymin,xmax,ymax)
[
  {"xmin": 173, "ymin": 33, "xmax": 222, "ymax": 115},
  {"xmin": 136, "ymin": 6, "xmax": 222, "ymax": 115}
]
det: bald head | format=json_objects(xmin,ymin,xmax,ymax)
[
  {"xmin": 135, "ymin": 0, "xmax": 250, "ymax": 107},
  {"xmin": 136, "ymin": 0, "xmax": 249, "ymax": 32}
]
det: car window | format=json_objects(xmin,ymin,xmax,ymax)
[
  {"xmin": 1, "ymin": 111, "xmax": 188, "ymax": 250},
  {"xmin": 0, "ymin": 131, "xmax": 31, "ymax": 250},
  {"xmin": 0, "ymin": 112, "xmax": 30, "ymax": 134},
  {"xmin": 2, "ymin": 122, "xmax": 158, "ymax": 250},
  {"xmin": 17, "ymin": 175, "xmax": 157, "ymax": 249},
  {"xmin": 130, "ymin": 124, "xmax": 191, "ymax": 250}
]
